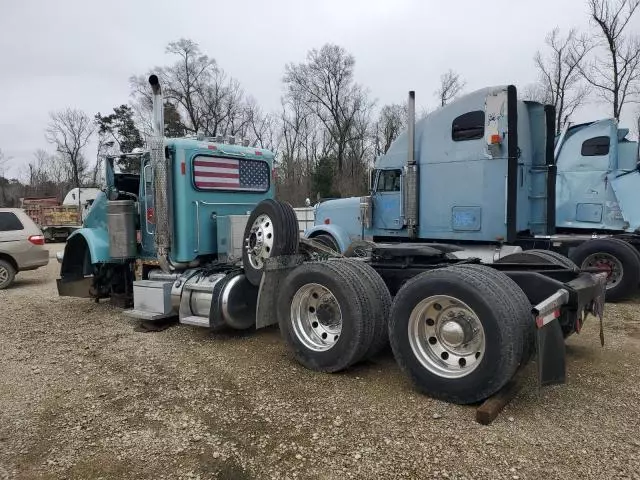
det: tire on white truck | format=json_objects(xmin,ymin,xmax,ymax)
[{"xmin": 388, "ymin": 265, "xmax": 531, "ymax": 405}]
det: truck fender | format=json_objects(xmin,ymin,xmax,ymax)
[
  {"xmin": 303, "ymin": 225, "xmax": 354, "ymax": 253},
  {"xmin": 65, "ymin": 228, "xmax": 111, "ymax": 265}
]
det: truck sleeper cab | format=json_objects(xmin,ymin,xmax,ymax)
[{"xmin": 305, "ymin": 86, "xmax": 640, "ymax": 301}]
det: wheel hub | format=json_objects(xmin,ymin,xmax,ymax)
[
  {"xmin": 245, "ymin": 214, "xmax": 274, "ymax": 269},
  {"xmin": 408, "ymin": 295, "xmax": 485, "ymax": 379},
  {"xmin": 291, "ymin": 283, "xmax": 342, "ymax": 352},
  {"xmin": 439, "ymin": 319, "xmax": 466, "ymax": 348},
  {"xmin": 582, "ymin": 253, "xmax": 623, "ymax": 289},
  {"xmin": 316, "ymin": 303, "xmax": 339, "ymax": 328}
]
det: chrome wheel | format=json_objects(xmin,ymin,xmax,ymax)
[
  {"xmin": 291, "ymin": 283, "xmax": 342, "ymax": 352},
  {"xmin": 408, "ymin": 295, "xmax": 485, "ymax": 379},
  {"xmin": 581, "ymin": 253, "xmax": 623, "ymax": 290},
  {"xmin": 245, "ymin": 214, "xmax": 274, "ymax": 270},
  {"xmin": 0, "ymin": 266, "xmax": 8, "ymax": 285}
]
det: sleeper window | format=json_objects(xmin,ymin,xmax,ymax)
[
  {"xmin": 581, "ymin": 136, "xmax": 610, "ymax": 156},
  {"xmin": 452, "ymin": 111, "xmax": 485, "ymax": 142}
]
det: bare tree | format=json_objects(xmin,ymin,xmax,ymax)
[
  {"xmin": 245, "ymin": 97, "xmax": 279, "ymax": 151},
  {"xmin": 161, "ymin": 38, "xmax": 216, "ymax": 134},
  {"xmin": 0, "ymin": 149, "xmax": 10, "ymax": 206},
  {"xmin": 580, "ymin": 0, "xmax": 640, "ymax": 120},
  {"xmin": 373, "ymin": 103, "xmax": 407, "ymax": 156},
  {"xmin": 532, "ymin": 28, "xmax": 592, "ymax": 133},
  {"xmin": 22, "ymin": 149, "xmax": 71, "ymax": 199},
  {"xmin": 277, "ymin": 96, "xmax": 314, "ymax": 203},
  {"xmin": 0, "ymin": 149, "xmax": 8, "ymax": 177},
  {"xmin": 435, "ymin": 69, "xmax": 466, "ymax": 107},
  {"xmin": 201, "ymin": 73, "xmax": 248, "ymax": 137},
  {"xmin": 45, "ymin": 109, "xmax": 94, "ymax": 188},
  {"xmin": 284, "ymin": 44, "xmax": 373, "ymax": 176},
  {"xmin": 632, "ymin": 107, "xmax": 640, "ymax": 139},
  {"xmin": 130, "ymin": 38, "xmax": 251, "ymax": 140},
  {"xmin": 92, "ymin": 138, "xmax": 107, "ymax": 187}
]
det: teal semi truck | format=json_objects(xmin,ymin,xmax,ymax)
[
  {"xmin": 304, "ymin": 88, "xmax": 640, "ymax": 302},
  {"xmin": 57, "ymin": 77, "xmax": 606, "ymax": 406}
]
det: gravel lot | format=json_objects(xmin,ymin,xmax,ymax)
[{"xmin": 1, "ymin": 244, "xmax": 639, "ymax": 480}]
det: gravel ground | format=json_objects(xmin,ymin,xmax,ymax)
[{"xmin": 1, "ymin": 244, "xmax": 639, "ymax": 480}]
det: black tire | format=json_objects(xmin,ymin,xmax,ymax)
[
  {"xmin": 311, "ymin": 234, "xmax": 340, "ymax": 253},
  {"xmin": 339, "ymin": 259, "xmax": 392, "ymax": 359},
  {"xmin": 496, "ymin": 249, "xmax": 576, "ymax": 269},
  {"xmin": 609, "ymin": 237, "xmax": 640, "ymax": 263},
  {"xmin": 455, "ymin": 264, "xmax": 535, "ymax": 363},
  {"xmin": 280, "ymin": 201, "xmax": 300, "ymax": 255},
  {"xmin": 614, "ymin": 239, "xmax": 640, "ymax": 284},
  {"xmin": 242, "ymin": 199, "xmax": 298, "ymax": 287},
  {"xmin": 569, "ymin": 238, "xmax": 640, "ymax": 302},
  {"xmin": 0, "ymin": 259, "xmax": 16, "ymax": 290},
  {"xmin": 388, "ymin": 265, "xmax": 526, "ymax": 404},
  {"xmin": 526, "ymin": 249, "xmax": 578, "ymax": 269},
  {"xmin": 277, "ymin": 261, "xmax": 375, "ymax": 372}
]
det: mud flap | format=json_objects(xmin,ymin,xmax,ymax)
[
  {"xmin": 255, "ymin": 255, "xmax": 305, "ymax": 329},
  {"xmin": 536, "ymin": 318, "xmax": 566, "ymax": 386},
  {"xmin": 56, "ymin": 277, "xmax": 93, "ymax": 298}
]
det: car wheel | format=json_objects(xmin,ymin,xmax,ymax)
[{"xmin": 0, "ymin": 260, "xmax": 16, "ymax": 290}]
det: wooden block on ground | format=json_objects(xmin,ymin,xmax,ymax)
[{"xmin": 475, "ymin": 369, "xmax": 528, "ymax": 425}]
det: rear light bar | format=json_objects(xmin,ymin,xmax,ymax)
[{"xmin": 28, "ymin": 235, "xmax": 45, "ymax": 246}]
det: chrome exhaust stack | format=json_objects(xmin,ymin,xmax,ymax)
[
  {"xmin": 405, "ymin": 91, "xmax": 419, "ymax": 239},
  {"xmin": 148, "ymin": 74, "xmax": 172, "ymax": 272}
]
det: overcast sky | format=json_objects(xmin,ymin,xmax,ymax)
[{"xmin": 1, "ymin": 0, "xmax": 639, "ymax": 178}]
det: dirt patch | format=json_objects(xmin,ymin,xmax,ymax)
[{"xmin": 1, "ymin": 254, "xmax": 640, "ymax": 479}]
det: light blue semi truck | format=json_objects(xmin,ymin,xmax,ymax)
[
  {"xmin": 304, "ymin": 87, "xmax": 640, "ymax": 302},
  {"xmin": 56, "ymin": 77, "xmax": 607, "ymax": 407}
]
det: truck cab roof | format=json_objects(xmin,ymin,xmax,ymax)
[{"xmin": 165, "ymin": 137, "xmax": 275, "ymax": 162}]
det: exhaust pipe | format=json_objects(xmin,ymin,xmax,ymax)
[
  {"xmin": 407, "ymin": 91, "xmax": 415, "ymax": 166},
  {"xmin": 148, "ymin": 74, "xmax": 172, "ymax": 272},
  {"xmin": 149, "ymin": 75, "xmax": 164, "ymax": 138},
  {"xmin": 405, "ymin": 91, "xmax": 419, "ymax": 239}
]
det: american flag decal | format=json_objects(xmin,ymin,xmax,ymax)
[{"xmin": 193, "ymin": 156, "xmax": 269, "ymax": 192}]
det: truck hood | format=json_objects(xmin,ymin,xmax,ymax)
[{"xmin": 314, "ymin": 197, "xmax": 361, "ymax": 226}]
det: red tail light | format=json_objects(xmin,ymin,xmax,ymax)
[
  {"xmin": 146, "ymin": 207, "xmax": 156, "ymax": 224},
  {"xmin": 28, "ymin": 235, "xmax": 45, "ymax": 245}
]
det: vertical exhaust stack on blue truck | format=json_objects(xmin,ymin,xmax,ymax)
[
  {"xmin": 305, "ymin": 87, "xmax": 640, "ymax": 301},
  {"xmin": 56, "ymin": 78, "xmax": 607, "ymax": 411}
]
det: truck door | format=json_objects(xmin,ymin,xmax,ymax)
[{"xmin": 372, "ymin": 169, "xmax": 404, "ymax": 230}]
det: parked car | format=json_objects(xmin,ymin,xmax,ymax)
[{"xmin": 0, "ymin": 208, "xmax": 49, "ymax": 289}]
